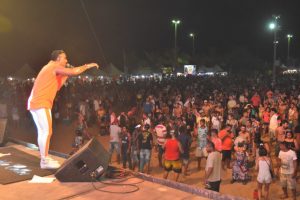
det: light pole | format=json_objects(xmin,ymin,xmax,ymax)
[
  {"xmin": 172, "ymin": 19, "xmax": 181, "ymax": 68},
  {"xmin": 287, "ymin": 34, "xmax": 293, "ymax": 64},
  {"xmin": 269, "ymin": 15, "xmax": 280, "ymax": 83},
  {"xmin": 189, "ymin": 33, "xmax": 195, "ymax": 56}
]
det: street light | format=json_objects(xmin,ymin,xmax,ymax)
[
  {"xmin": 269, "ymin": 15, "xmax": 280, "ymax": 83},
  {"xmin": 269, "ymin": 23, "xmax": 276, "ymax": 30},
  {"xmin": 287, "ymin": 34, "xmax": 293, "ymax": 64},
  {"xmin": 189, "ymin": 33, "xmax": 195, "ymax": 56},
  {"xmin": 172, "ymin": 19, "xmax": 181, "ymax": 68}
]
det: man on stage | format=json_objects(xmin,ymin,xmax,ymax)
[{"xmin": 27, "ymin": 50, "xmax": 99, "ymax": 169}]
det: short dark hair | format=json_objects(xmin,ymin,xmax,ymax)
[
  {"xmin": 179, "ymin": 125, "xmax": 187, "ymax": 135},
  {"xmin": 144, "ymin": 124, "xmax": 150, "ymax": 130},
  {"xmin": 211, "ymin": 129, "xmax": 218, "ymax": 135},
  {"xmin": 280, "ymin": 141, "xmax": 288, "ymax": 148},
  {"xmin": 258, "ymin": 145, "xmax": 268, "ymax": 156},
  {"xmin": 285, "ymin": 129, "xmax": 294, "ymax": 137},
  {"xmin": 271, "ymin": 108, "xmax": 277, "ymax": 113},
  {"xmin": 237, "ymin": 142, "xmax": 245, "ymax": 147},
  {"xmin": 206, "ymin": 141, "xmax": 215, "ymax": 150},
  {"xmin": 226, "ymin": 124, "xmax": 232, "ymax": 128},
  {"xmin": 51, "ymin": 50, "xmax": 65, "ymax": 61}
]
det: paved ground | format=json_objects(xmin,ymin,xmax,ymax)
[{"xmin": 6, "ymin": 121, "xmax": 300, "ymax": 200}]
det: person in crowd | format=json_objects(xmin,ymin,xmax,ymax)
[
  {"xmin": 211, "ymin": 111, "xmax": 222, "ymax": 132},
  {"xmin": 27, "ymin": 50, "xmax": 99, "ymax": 169},
  {"xmin": 204, "ymin": 141, "xmax": 222, "ymax": 192},
  {"xmin": 239, "ymin": 111, "xmax": 249, "ymax": 127},
  {"xmin": 277, "ymin": 141, "xmax": 298, "ymax": 200},
  {"xmin": 120, "ymin": 126, "xmax": 132, "ymax": 169},
  {"xmin": 269, "ymin": 108, "xmax": 279, "ymax": 143},
  {"xmin": 251, "ymin": 92, "xmax": 261, "ymax": 112},
  {"xmin": 231, "ymin": 141, "xmax": 250, "ymax": 185},
  {"xmin": 202, "ymin": 100, "xmax": 211, "ymax": 117},
  {"xmin": 219, "ymin": 124, "xmax": 234, "ymax": 170},
  {"xmin": 194, "ymin": 119, "xmax": 208, "ymax": 170},
  {"xmin": 173, "ymin": 102, "xmax": 183, "ymax": 119},
  {"xmin": 178, "ymin": 125, "xmax": 192, "ymax": 176},
  {"xmin": 226, "ymin": 113, "xmax": 238, "ymax": 137},
  {"xmin": 143, "ymin": 97, "xmax": 154, "ymax": 116},
  {"xmin": 70, "ymin": 129, "xmax": 84, "ymax": 155},
  {"xmin": 163, "ymin": 130, "xmax": 183, "ymax": 182},
  {"xmin": 294, "ymin": 124, "xmax": 300, "ymax": 165},
  {"xmin": 138, "ymin": 124, "xmax": 153, "ymax": 173},
  {"xmin": 77, "ymin": 112, "xmax": 91, "ymax": 140},
  {"xmin": 154, "ymin": 120, "xmax": 167, "ymax": 168},
  {"xmin": 284, "ymin": 130, "xmax": 299, "ymax": 152},
  {"xmin": 211, "ymin": 129, "xmax": 222, "ymax": 152},
  {"xmin": 142, "ymin": 113, "xmax": 151, "ymax": 127},
  {"xmin": 118, "ymin": 112, "xmax": 128, "ymax": 128},
  {"xmin": 97, "ymin": 105, "xmax": 107, "ymax": 135},
  {"xmin": 109, "ymin": 119, "xmax": 122, "ymax": 164},
  {"xmin": 278, "ymin": 100, "xmax": 288, "ymax": 121},
  {"xmin": 262, "ymin": 107, "xmax": 271, "ymax": 137},
  {"xmin": 275, "ymin": 120, "xmax": 289, "ymax": 166},
  {"xmin": 256, "ymin": 144, "xmax": 273, "ymax": 200},
  {"xmin": 131, "ymin": 124, "xmax": 142, "ymax": 171},
  {"xmin": 227, "ymin": 95, "xmax": 237, "ymax": 112},
  {"xmin": 234, "ymin": 125, "xmax": 250, "ymax": 151},
  {"xmin": 254, "ymin": 137, "xmax": 270, "ymax": 162},
  {"xmin": 288, "ymin": 103, "xmax": 298, "ymax": 130},
  {"xmin": 185, "ymin": 109, "xmax": 197, "ymax": 135}
]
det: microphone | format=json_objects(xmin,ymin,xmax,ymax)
[{"xmin": 66, "ymin": 63, "xmax": 74, "ymax": 68}]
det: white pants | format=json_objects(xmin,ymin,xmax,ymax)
[{"xmin": 30, "ymin": 108, "xmax": 52, "ymax": 158}]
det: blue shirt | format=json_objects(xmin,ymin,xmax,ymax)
[{"xmin": 143, "ymin": 102, "xmax": 153, "ymax": 114}]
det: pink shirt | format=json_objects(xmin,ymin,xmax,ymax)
[{"xmin": 212, "ymin": 137, "xmax": 222, "ymax": 152}]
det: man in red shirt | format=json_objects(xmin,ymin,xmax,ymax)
[
  {"xmin": 163, "ymin": 130, "xmax": 183, "ymax": 182},
  {"xmin": 218, "ymin": 124, "xmax": 234, "ymax": 170}
]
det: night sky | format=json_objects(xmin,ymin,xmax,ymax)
[{"xmin": 0, "ymin": 0, "xmax": 300, "ymax": 75}]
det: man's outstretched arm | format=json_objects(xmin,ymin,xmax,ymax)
[{"xmin": 55, "ymin": 63, "xmax": 99, "ymax": 76}]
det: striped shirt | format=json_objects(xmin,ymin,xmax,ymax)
[{"xmin": 155, "ymin": 124, "xmax": 167, "ymax": 146}]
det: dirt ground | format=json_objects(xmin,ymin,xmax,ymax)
[{"xmin": 7, "ymin": 121, "xmax": 300, "ymax": 200}]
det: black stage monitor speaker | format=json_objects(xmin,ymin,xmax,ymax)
[
  {"xmin": 55, "ymin": 138, "xmax": 110, "ymax": 182},
  {"xmin": 0, "ymin": 118, "xmax": 7, "ymax": 146}
]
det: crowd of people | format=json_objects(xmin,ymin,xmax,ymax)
[{"xmin": 1, "ymin": 73, "xmax": 300, "ymax": 199}]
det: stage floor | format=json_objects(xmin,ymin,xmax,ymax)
[{"xmin": 0, "ymin": 144, "xmax": 209, "ymax": 200}]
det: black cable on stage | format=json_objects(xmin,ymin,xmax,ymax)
[
  {"xmin": 58, "ymin": 168, "xmax": 142, "ymax": 199},
  {"xmin": 91, "ymin": 176, "xmax": 140, "ymax": 194},
  {"xmin": 100, "ymin": 175, "xmax": 145, "ymax": 185}
]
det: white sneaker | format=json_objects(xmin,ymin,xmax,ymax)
[
  {"xmin": 40, "ymin": 157, "xmax": 61, "ymax": 169},
  {"xmin": 46, "ymin": 157, "xmax": 60, "ymax": 163}
]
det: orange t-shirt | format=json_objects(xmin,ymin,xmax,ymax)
[
  {"xmin": 27, "ymin": 61, "xmax": 67, "ymax": 110},
  {"xmin": 218, "ymin": 129, "xmax": 233, "ymax": 150}
]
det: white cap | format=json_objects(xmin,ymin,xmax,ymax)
[{"xmin": 135, "ymin": 124, "xmax": 141, "ymax": 128}]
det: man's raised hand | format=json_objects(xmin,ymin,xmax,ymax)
[{"xmin": 86, "ymin": 63, "xmax": 99, "ymax": 69}]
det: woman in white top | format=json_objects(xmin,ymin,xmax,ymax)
[{"xmin": 256, "ymin": 144, "xmax": 273, "ymax": 200}]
